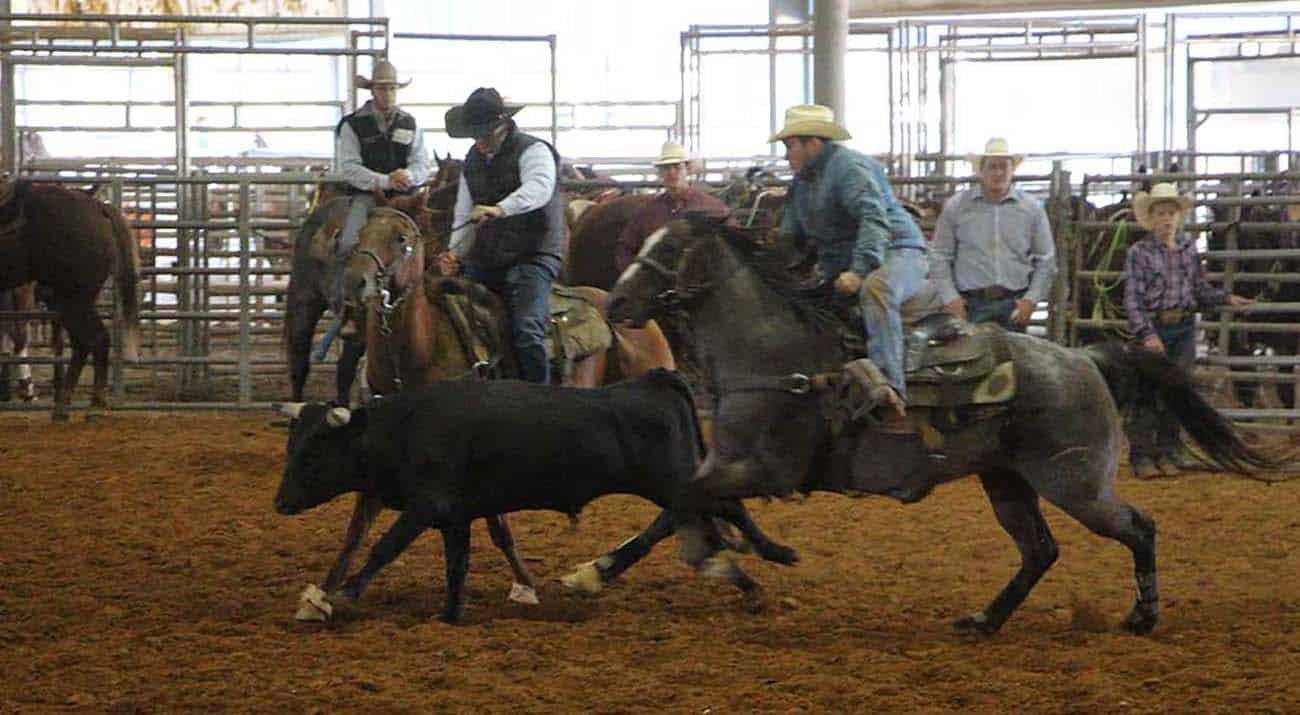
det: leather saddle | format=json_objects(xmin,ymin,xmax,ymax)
[
  {"xmin": 433, "ymin": 279, "xmax": 613, "ymax": 378},
  {"xmin": 831, "ymin": 281, "xmax": 1015, "ymax": 408}
]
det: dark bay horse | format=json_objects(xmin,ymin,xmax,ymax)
[
  {"xmin": 606, "ymin": 218, "xmax": 1277, "ymax": 635},
  {"xmin": 0, "ymin": 282, "xmax": 37, "ymax": 402},
  {"xmin": 1207, "ymin": 183, "xmax": 1300, "ymax": 409},
  {"xmin": 0, "ymin": 182, "xmax": 140, "ymax": 420},
  {"xmin": 331, "ymin": 203, "xmax": 794, "ymax": 606},
  {"xmin": 283, "ymin": 197, "xmax": 367, "ymax": 405}
]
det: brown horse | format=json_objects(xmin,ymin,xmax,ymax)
[
  {"xmin": 0, "ymin": 182, "xmax": 140, "ymax": 420},
  {"xmin": 0, "ymin": 282, "xmax": 37, "ymax": 402}
]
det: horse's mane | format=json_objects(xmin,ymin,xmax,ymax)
[{"xmin": 709, "ymin": 226, "xmax": 841, "ymax": 333}]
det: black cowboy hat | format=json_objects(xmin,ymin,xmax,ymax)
[{"xmin": 445, "ymin": 87, "xmax": 524, "ymax": 139}]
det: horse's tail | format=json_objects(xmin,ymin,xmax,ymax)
[
  {"xmin": 1082, "ymin": 341, "xmax": 1281, "ymax": 474},
  {"xmin": 106, "ymin": 204, "xmax": 141, "ymax": 362}
]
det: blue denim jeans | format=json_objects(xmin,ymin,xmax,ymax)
[
  {"xmin": 466, "ymin": 257, "xmax": 561, "ymax": 384},
  {"xmin": 860, "ymin": 247, "xmax": 930, "ymax": 399},
  {"xmin": 965, "ymin": 290, "xmax": 1028, "ymax": 333},
  {"xmin": 1128, "ymin": 319, "xmax": 1196, "ymax": 462}
]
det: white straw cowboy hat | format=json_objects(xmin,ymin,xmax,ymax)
[
  {"xmin": 1133, "ymin": 182, "xmax": 1194, "ymax": 230},
  {"xmin": 355, "ymin": 60, "xmax": 411, "ymax": 90},
  {"xmin": 966, "ymin": 137, "xmax": 1024, "ymax": 170},
  {"xmin": 768, "ymin": 104, "xmax": 852, "ymax": 143},
  {"xmin": 651, "ymin": 141, "xmax": 690, "ymax": 167}
]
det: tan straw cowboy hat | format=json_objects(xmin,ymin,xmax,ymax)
[
  {"xmin": 966, "ymin": 137, "xmax": 1024, "ymax": 170},
  {"xmin": 355, "ymin": 60, "xmax": 411, "ymax": 89},
  {"xmin": 768, "ymin": 104, "xmax": 851, "ymax": 143},
  {"xmin": 1133, "ymin": 182, "xmax": 1194, "ymax": 230},
  {"xmin": 652, "ymin": 141, "xmax": 690, "ymax": 166}
]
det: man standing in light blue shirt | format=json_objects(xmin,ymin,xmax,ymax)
[
  {"xmin": 774, "ymin": 105, "xmax": 928, "ymax": 428},
  {"xmin": 929, "ymin": 138, "xmax": 1055, "ymax": 333},
  {"xmin": 318, "ymin": 61, "xmax": 429, "ymax": 355},
  {"xmin": 437, "ymin": 88, "xmax": 565, "ymax": 384}
]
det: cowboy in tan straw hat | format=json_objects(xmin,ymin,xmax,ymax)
[
  {"xmin": 613, "ymin": 140, "xmax": 728, "ymax": 275},
  {"xmin": 931, "ymin": 136, "xmax": 1055, "ymax": 333},
  {"xmin": 315, "ymin": 59, "xmax": 428, "ymax": 358},
  {"xmin": 1121, "ymin": 181, "xmax": 1254, "ymax": 478},
  {"xmin": 771, "ymin": 103, "xmax": 928, "ymax": 431},
  {"xmin": 439, "ymin": 86, "xmax": 566, "ymax": 384}
]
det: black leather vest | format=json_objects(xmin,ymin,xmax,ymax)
[
  {"xmin": 336, "ymin": 109, "xmax": 417, "ymax": 194},
  {"xmin": 463, "ymin": 130, "xmax": 566, "ymax": 269}
]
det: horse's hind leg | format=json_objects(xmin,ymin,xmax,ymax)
[
  {"xmin": 954, "ymin": 470, "xmax": 1059, "ymax": 635},
  {"xmin": 484, "ymin": 514, "xmax": 538, "ymax": 605},
  {"xmin": 1029, "ymin": 456, "xmax": 1159, "ymax": 635},
  {"xmin": 52, "ymin": 303, "xmax": 104, "ymax": 420}
]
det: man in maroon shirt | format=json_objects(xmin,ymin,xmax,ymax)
[{"xmin": 613, "ymin": 141, "xmax": 730, "ymax": 275}]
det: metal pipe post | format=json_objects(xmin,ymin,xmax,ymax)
[
  {"xmin": 1136, "ymin": 14, "xmax": 1148, "ymax": 156},
  {"xmin": 238, "ymin": 180, "xmax": 251, "ymax": 405},
  {"xmin": 813, "ymin": 0, "xmax": 848, "ymax": 120},
  {"xmin": 549, "ymin": 34, "xmax": 559, "ymax": 147},
  {"xmin": 1164, "ymin": 13, "xmax": 1175, "ymax": 153}
]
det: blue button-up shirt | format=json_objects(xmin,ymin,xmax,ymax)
[
  {"xmin": 779, "ymin": 143, "xmax": 926, "ymax": 278},
  {"xmin": 929, "ymin": 187, "xmax": 1057, "ymax": 305}
]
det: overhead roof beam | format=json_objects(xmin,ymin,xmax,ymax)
[{"xmin": 849, "ymin": 0, "xmax": 1270, "ymax": 19}]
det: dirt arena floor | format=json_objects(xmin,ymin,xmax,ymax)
[{"xmin": 1, "ymin": 412, "xmax": 1298, "ymax": 713}]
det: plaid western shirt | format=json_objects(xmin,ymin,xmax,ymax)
[{"xmin": 1122, "ymin": 232, "xmax": 1228, "ymax": 340}]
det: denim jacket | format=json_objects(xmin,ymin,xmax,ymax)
[{"xmin": 779, "ymin": 143, "xmax": 926, "ymax": 278}]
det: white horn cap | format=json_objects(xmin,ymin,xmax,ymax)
[
  {"xmin": 274, "ymin": 402, "xmax": 306, "ymax": 419},
  {"xmin": 326, "ymin": 406, "xmax": 352, "ymax": 428}
]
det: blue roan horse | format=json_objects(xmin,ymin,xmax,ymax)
[{"xmin": 606, "ymin": 217, "xmax": 1276, "ymax": 635}]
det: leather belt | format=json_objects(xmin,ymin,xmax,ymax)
[
  {"xmin": 1156, "ymin": 308, "xmax": 1191, "ymax": 326},
  {"xmin": 961, "ymin": 286, "xmax": 1023, "ymax": 301}
]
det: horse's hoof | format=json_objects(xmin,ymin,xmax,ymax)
[
  {"xmin": 764, "ymin": 544, "xmax": 800, "ymax": 566},
  {"xmin": 952, "ymin": 612, "xmax": 999, "ymax": 635},
  {"xmin": 559, "ymin": 562, "xmax": 603, "ymax": 594},
  {"xmin": 51, "ymin": 410, "xmax": 70, "ymax": 423},
  {"xmin": 1120, "ymin": 605, "xmax": 1158, "ymax": 635},
  {"xmin": 439, "ymin": 607, "xmax": 465, "ymax": 625},
  {"xmin": 17, "ymin": 380, "xmax": 35, "ymax": 402},
  {"xmin": 508, "ymin": 582, "xmax": 540, "ymax": 605},
  {"xmin": 294, "ymin": 584, "xmax": 333, "ymax": 622}
]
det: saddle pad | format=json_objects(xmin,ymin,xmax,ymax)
[{"xmin": 547, "ymin": 286, "xmax": 613, "ymax": 363}]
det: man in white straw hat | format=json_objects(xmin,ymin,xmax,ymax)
[
  {"xmin": 1123, "ymin": 182, "xmax": 1254, "ymax": 478},
  {"xmin": 772, "ymin": 104, "xmax": 928, "ymax": 429},
  {"xmin": 318, "ymin": 59, "xmax": 429, "ymax": 355},
  {"xmin": 930, "ymin": 137, "xmax": 1056, "ymax": 333},
  {"xmin": 439, "ymin": 87, "xmax": 565, "ymax": 385},
  {"xmin": 614, "ymin": 140, "xmax": 728, "ymax": 274}
]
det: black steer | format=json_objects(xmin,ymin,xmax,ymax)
[{"xmin": 274, "ymin": 369, "xmax": 795, "ymax": 623}]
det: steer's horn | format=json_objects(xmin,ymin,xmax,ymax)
[
  {"xmin": 326, "ymin": 406, "xmax": 352, "ymax": 428},
  {"xmin": 273, "ymin": 402, "xmax": 306, "ymax": 419}
]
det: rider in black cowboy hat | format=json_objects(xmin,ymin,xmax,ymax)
[{"xmin": 438, "ymin": 87, "xmax": 566, "ymax": 384}]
